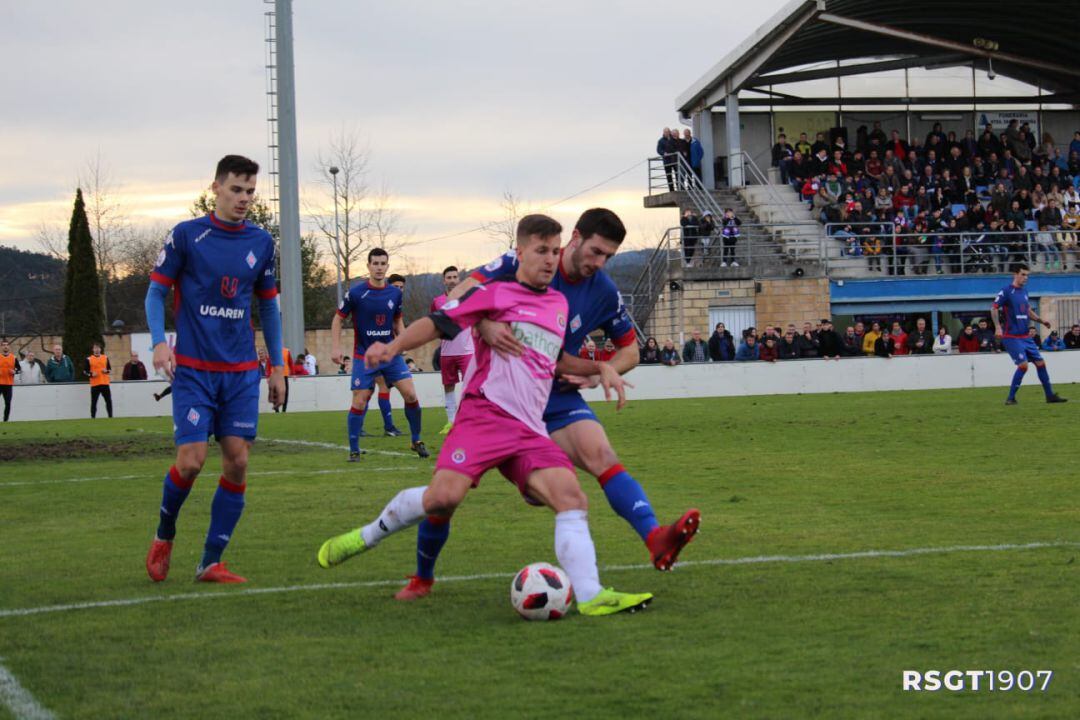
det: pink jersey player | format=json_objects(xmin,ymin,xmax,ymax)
[{"xmin": 431, "ymin": 292, "xmax": 473, "ymax": 387}]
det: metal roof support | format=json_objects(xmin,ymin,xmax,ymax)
[
  {"xmin": 726, "ymin": 94, "xmax": 743, "ymax": 188},
  {"xmin": 750, "ymin": 54, "xmax": 963, "ymax": 87},
  {"xmin": 817, "ymin": 12, "xmax": 1080, "ymax": 80},
  {"xmin": 693, "ymin": 110, "xmax": 716, "ymax": 190}
]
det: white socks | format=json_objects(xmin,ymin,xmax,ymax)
[
  {"xmin": 444, "ymin": 391, "xmax": 457, "ymax": 424},
  {"xmin": 361, "ymin": 486, "xmax": 427, "ymax": 547},
  {"xmin": 554, "ymin": 510, "xmax": 602, "ymax": 603}
]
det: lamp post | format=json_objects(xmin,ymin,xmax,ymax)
[{"xmin": 329, "ymin": 166, "xmax": 343, "ymax": 306}]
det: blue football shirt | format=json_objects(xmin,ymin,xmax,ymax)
[
  {"xmin": 336, "ymin": 281, "xmax": 404, "ymax": 358},
  {"xmin": 992, "ymin": 283, "xmax": 1033, "ymax": 338}
]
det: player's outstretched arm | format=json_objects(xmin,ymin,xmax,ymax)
[
  {"xmin": 366, "ymin": 317, "xmax": 440, "ymax": 368},
  {"xmin": 145, "ymin": 280, "xmax": 176, "ymax": 381},
  {"xmin": 556, "ymin": 355, "xmax": 631, "ymax": 410},
  {"xmin": 258, "ymin": 294, "xmax": 286, "ymax": 408},
  {"xmin": 447, "ymin": 275, "xmax": 480, "ymax": 301},
  {"xmin": 609, "ymin": 341, "xmax": 640, "ymax": 375}
]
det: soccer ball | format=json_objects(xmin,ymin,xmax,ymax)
[{"xmin": 510, "ymin": 562, "xmax": 573, "ymax": 620}]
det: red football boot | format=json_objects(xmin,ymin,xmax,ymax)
[
  {"xmin": 645, "ymin": 509, "xmax": 701, "ymax": 571},
  {"xmin": 394, "ymin": 575, "xmax": 435, "ymax": 601},
  {"xmin": 146, "ymin": 538, "xmax": 174, "ymax": 582},
  {"xmin": 195, "ymin": 562, "xmax": 247, "ymax": 584}
]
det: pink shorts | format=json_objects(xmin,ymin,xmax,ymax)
[
  {"xmin": 435, "ymin": 395, "xmax": 573, "ymax": 501},
  {"xmin": 440, "ymin": 353, "xmax": 471, "ymax": 386}
]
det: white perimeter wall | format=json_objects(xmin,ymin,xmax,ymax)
[{"xmin": 6, "ymin": 352, "xmax": 1080, "ymax": 423}]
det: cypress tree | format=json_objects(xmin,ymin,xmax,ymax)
[{"xmin": 62, "ymin": 188, "xmax": 105, "ymax": 379}]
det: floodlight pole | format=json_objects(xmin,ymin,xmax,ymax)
[
  {"xmin": 275, "ymin": 0, "xmax": 304, "ymax": 355},
  {"xmin": 329, "ymin": 166, "xmax": 344, "ymax": 306}
]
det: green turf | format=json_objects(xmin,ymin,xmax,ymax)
[{"xmin": 0, "ymin": 387, "xmax": 1077, "ymax": 719}]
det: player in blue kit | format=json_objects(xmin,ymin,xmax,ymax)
[
  {"xmin": 331, "ymin": 248, "xmax": 427, "ymax": 460},
  {"xmin": 144, "ymin": 155, "xmax": 286, "ymax": 584},
  {"xmin": 992, "ymin": 264, "xmax": 1067, "ymax": 406},
  {"xmin": 394, "ymin": 208, "xmax": 699, "ymax": 601}
]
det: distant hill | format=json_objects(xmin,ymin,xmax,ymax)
[{"xmin": 0, "ymin": 245, "xmax": 66, "ymax": 335}]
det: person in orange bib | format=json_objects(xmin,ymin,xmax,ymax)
[
  {"xmin": 0, "ymin": 339, "xmax": 19, "ymax": 422},
  {"xmin": 86, "ymin": 342, "xmax": 113, "ymax": 418}
]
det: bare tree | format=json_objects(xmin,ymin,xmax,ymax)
[
  {"xmin": 77, "ymin": 153, "xmax": 129, "ymax": 326},
  {"xmin": 306, "ymin": 129, "xmax": 407, "ymax": 283},
  {"xmin": 35, "ymin": 222, "xmax": 67, "ymax": 260},
  {"xmin": 484, "ymin": 189, "xmax": 528, "ymax": 251}
]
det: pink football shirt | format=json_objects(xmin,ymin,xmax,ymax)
[{"xmin": 431, "ymin": 293, "xmax": 475, "ymax": 357}]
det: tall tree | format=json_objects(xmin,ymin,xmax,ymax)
[{"xmin": 62, "ymin": 189, "xmax": 105, "ymax": 375}]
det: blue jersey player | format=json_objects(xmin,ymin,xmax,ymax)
[
  {"xmin": 394, "ymin": 208, "xmax": 700, "ymax": 601},
  {"xmin": 992, "ymin": 264, "xmax": 1067, "ymax": 405},
  {"xmin": 144, "ymin": 155, "xmax": 286, "ymax": 584},
  {"xmin": 331, "ymin": 248, "xmax": 427, "ymax": 460}
]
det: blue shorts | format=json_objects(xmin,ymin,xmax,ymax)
[
  {"xmin": 172, "ymin": 366, "xmax": 261, "ymax": 445},
  {"xmin": 351, "ymin": 355, "xmax": 412, "ymax": 391},
  {"xmin": 1002, "ymin": 338, "xmax": 1044, "ymax": 366},
  {"xmin": 543, "ymin": 388, "xmax": 599, "ymax": 434}
]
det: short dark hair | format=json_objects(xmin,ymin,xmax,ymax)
[
  {"xmin": 368, "ymin": 247, "xmax": 388, "ymax": 263},
  {"xmin": 1013, "ymin": 263, "xmax": 1030, "ymax": 274},
  {"xmin": 387, "ymin": 273, "xmax": 405, "ymax": 285},
  {"xmin": 574, "ymin": 208, "xmax": 626, "ymax": 245},
  {"xmin": 215, "ymin": 155, "xmax": 259, "ymax": 182},
  {"xmin": 442, "ymin": 265, "xmax": 458, "ymax": 277},
  {"xmin": 516, "ymin": 214, "xmax": 562, "ymax": 243}
]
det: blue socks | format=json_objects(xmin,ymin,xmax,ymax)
[
  {"xmin": 416, "ymin": 516, "xmax": 451, "ymax": 579},
  {"xmin": 1009, "ymin": 366, "xmax": 1027, "ymax": 401},
  {"xmin": 157, "ymin": 466, "xmax": 194, "ymax": 541},
  {"xmin": 598, "ymin": 464, "xmax": 658, "ymax": 541},
  {"xmin": 404, "ymin": 401, "xmax": 422, "ymax": 443},
  {"xmin": 1036, "ymin": 364, "xmax": 1054, "ymax": 397},
  {"xmin": 378, "ymin": 392, "xmax": 395, "ymax": 431},
  {"xmin": 201, "ymin": 477, "xmax": 246, "ymax": 569},
  {"xmin": 347, "ymin": 407, "xmax": 365, "ymax": 452}
]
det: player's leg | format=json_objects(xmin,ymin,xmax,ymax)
[
  {"xmin": 439, "ymin": 356, "xmax": 461, "ymax": 435},
  {"xmin": 389, "ymin": 367, "xmax": 427, "ymax": 458},
  {"xmin": 549, "ymin": 400, "xmax": 699, "ymax": 571},
  {"xmin": 523, "ymin": 465, "xmax": 652, "ymax": 615},
  {"xmin": 196, "ymin": 436, "xmax": 251, "ymax": 582},
  {"xmin": 1030, "ymin": 345, "xmax": 1067, "ymax": 403},
  {"xmin": 373, "ymin": 374, "xmax": 400, "ymax": 435},
  {"xmin": 318, "ymin": 470, "xmax": 471, "ymax": 568},
  {"xmin": 347, "ymin": 359, "xmax": 376, "ymax": 459},
  {"xmin": 1003, "ymin": 339, "xmax": 1028, "ymax": 404}
]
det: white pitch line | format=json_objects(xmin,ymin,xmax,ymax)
[
  {"xmin": 258, "ymin": 436, "xmax": 418, "ymax": 459},
  {"xmin": 0, "ymin": 541, "xmax": 1074, "ymax": 621},
  {"xmin": 0, "ymin": 466, "xmax": 413, "ymax": 489},
  {"xmin": 0, "ymin": 660, "xmax": 55, "ymax": 720}
]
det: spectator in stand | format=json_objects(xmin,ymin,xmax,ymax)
[
  {"xmin": 337, "ymin": 357, "xmax": 350, "ymax": 375},
  {"xmin": 759, "ymin": 336, "xmax": 779, "ymax": 362},
  {"xmin": 794, "ymin": 132, "xmax": 812, "ymax": 158},
  {"xmin": 889, "ymin": 322, "xmax": 909, "ymax": 355},
  {"xmin": 0, "ymin": 339, "xmax": 16, "ymax": 421},
  {"xmin": 122, "ymin": 352, "xmax": 148, "ymax": 381},
  {"xmin": 772, "ymin": 133, "xmax": 794, "ymax": 184},
  {"xmin": 680, "ymin": 209, "xmax": 700, "ymax": 267},
  {"xmin": 816, "ymin": 319, "xmax": 844, "ymax": 360},
  {"xmin": 708, "ymin": 322, "xmax": 735, "ymax": 362},
  {"xmin": 579, "ymin": 337, "xmax": 598, "ymax": 361},
  {"xmin": 841, "ymin": 326, "xmax": 862, "ymax": 356},
  {"xmin": 1036, "ymin": 198, "xmax": 1064, "ymax": 270},
  {"xmin": 862, "ymin": 321, "xmax": 882, "ymax": 355},
  {"xmin": 1042, "ymin": 331, "xmax": 1066, "ymax": 351},
  {"xmin": 86, "ymin": 342, "xmax": 113, "ymax": 419},
  {"xmin": 674, "ymin": 130, "xmax": 691, "ymax": 187},
  {"xmin": 699, "ymin": 211, "xmax": 716, "ymax": 261},
  {"xmin": 720, "ymin": 208, "xmax": 741, "ymax": 267},
  {"xmin": 975, "ymin": 318, "xmax": 997, "ymax": 352},
  {"xmin": 290, "ymin": 352, "xmax": 309, "ymax": 376},
  {"xmin": 852, "ymin": 321, "xmax": 866, "ymax": 348},
  {"xmin": 957, "ymin": 324, "xmax": 980, "ymax": 353},
  {"xmin": 759, "ymin": 325, "xmax": 779, "ymax": 347},
  {"xmin": 657, "ymin": 127, "xmax": 676, "ymax": 191},
  {"xmin": 874, "ymin": 329, "xmax": 892, "ymax": 358},
  {"xmin": 682, "ymin": 329, "xmax": 709, "ymax": 363},
  {"xmin": 598, "ymin": 338, "xmax": 617, "ymax": 362},
  {"xmin": 303, "ymin": 348, "xmax": 318, "ymax": 376},
  {"xmin": 639, "ymin": 337, "xmax": 661, "ymax": 364},
  {"xmin": 257, "ymin": 347, "xmax": 270, "ymax": 377},
  {"xmin": 797, "ymin": 322, "xmax": 820, "ymax": 358},
  {"xmin": 18, "ymin": 350, "xmax": 44, "ymax": 384},
  {"xmin": 686, "ymin": 128, "xmax": 704, "ymax": 182},
  {"xmin": 907, "ymin": 318, "xmax": 934, "ymax": 354},
  {"xmin": 44, "ymin": 343, "xmax": 74, "ymax": 383},
  {"xmin": 1062, "ymin": 203, "xmax": 1080, "ymax": 269},
  {"xmin": 933, "ymin": 325, "xmax": 953, "ymax": 354},
  {"xmin": 1063, "ymin": 323, "xmax": 1080, "ymax": 349},
  {"xmin": 778, "ymin": 326, "xmax": 800, "ymax": 360},
  {"xmin": 735, "ymin": 334, "xmax": 760, "ymax": 361},
  {"xmin": 1027, "ymin": 325, "xmax": 1042, "ymax": 348},
  {"xmin": 660, "ymin": 339, "xmax": 681, "ymax": 366}
]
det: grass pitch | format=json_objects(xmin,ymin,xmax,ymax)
[{"xmin": 0, "ymin": 386, "xmax": 1077, "ymax": 719}]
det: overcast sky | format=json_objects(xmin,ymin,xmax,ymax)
[{"xmin": 0, "ymin": 0, "xmax": 789, "ymax": 271}]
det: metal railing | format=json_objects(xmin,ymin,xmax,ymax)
[
  {"xmin": 822, "ymin": 225, "xmax": 1080, "ymax": 276},
  {"xmin": 624, "ymin": 228, "xmax": 675, "ymax": 338},
  {"xmin": 648, "ymin": 154, "xmax": 725, "ymax": 217}
]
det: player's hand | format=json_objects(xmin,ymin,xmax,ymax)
[
  {"xmin": 331, "ymin": 348, "xmax": 345, "ymax": 366},
  {"xmin": 596, "ymin": 362, "xmax": 632, "ymax": 411},
  {"xmin": 365, "ymin": 342, "xmax": 393, "ymax": 368},
  {"xmin": 559, "ymin": 374, "xmax": 599, "ymax": 390},
  {"xmin": 267, "ymin": 367, "xmax": 286, "ymax": 409},
  {"xmin": 1043, "ymin": 320, "xmax": 1051, "ymax": 329},
  {"xmin": 152, "ymin": 342, "xmax": 176, "ymax": 382},
  {"xmin": 477, "ymin": 319, "xmax": 522, "ymax": 358}
]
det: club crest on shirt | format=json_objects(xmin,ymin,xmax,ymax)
[
  {"xmin": 374, "ymin": 314, "xmax": 386, "ymax": 326},
  {"xmin": 443, "ymin": 299, "xmax": 460, "ymax": 311},
  {"xmin": 569, "ymin": 314, "xmax": 581, "ymax": 332},
  {"xmin": 451, "ymin": 448, "xmax": 467, "ymax": 464},
  {"xmin": 246, "ymin": 251, "xmax": 257, "ymax": 269},
  {"xmin": 387, "ymin": 299, "xmax": 394, "ymax": 310},
  {"xmin": 557, "ymin": 313, "xmax": 567, "ymax": 330},
  {"xmin": 186, "ymin": 408, "xmax": 201, "ymax": 426}
]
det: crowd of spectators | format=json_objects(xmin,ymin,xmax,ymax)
[
  {"xmin": 772, "ymin": 121, "xmax": 1080, "ymax": 274},
  {"xmin": 633, "ymin": 318, "xmax": 1080, "ymax": 365}
]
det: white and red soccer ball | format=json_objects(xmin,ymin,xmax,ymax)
[{"xmin": 510, "ymin": 562, "xmax": 573, "ymax": 620}]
